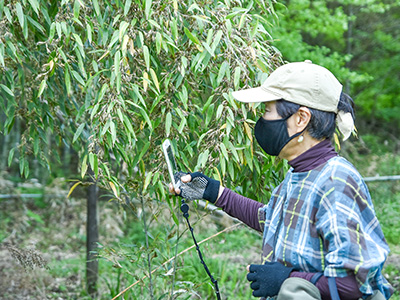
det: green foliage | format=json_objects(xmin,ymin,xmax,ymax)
[
  {"xmin": 0, "ymin": 0, "xmax": 284, "ymax": 198},
  {"xmin": 351, "ymin": 2, "xmax": 400, "ymax": 127},
  {"xmin": 269, "ymin": 0, "xmax": 357, "ymax": 81},
  {"xmin": 0, "ymin": 0, "xmax": 285, "ymax": 297},
  {"xmin": 268, "ymin": 0, "xmax": 400, "ymax": 130}
]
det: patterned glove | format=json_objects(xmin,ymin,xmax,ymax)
[
  {"xmin": 246, "ymin": 262, "xmax": 294, "ymax": 297},
  {"xmin": 175, "ymin": 172, "xmax": 220, "ymax": 203}
]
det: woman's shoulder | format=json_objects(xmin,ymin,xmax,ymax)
[{"xmin": 319, "ymin": 156, "xmax": 367, "ymax": 188}]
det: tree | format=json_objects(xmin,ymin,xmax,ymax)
[
  {"xmin": 349, "ymin": 1, "xmax": 400, "ymax": 129},
  {"xmin": 267, "ymin": 0, "xmax": 400, "ymax": 132},
  {"xmin": 0, "ymin": 0, "xmax": 286, "ymax": 297}
]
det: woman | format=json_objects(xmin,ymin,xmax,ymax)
[{"xmin": 170, "ymin": 61, "xmax": 393, "ymax": 299}]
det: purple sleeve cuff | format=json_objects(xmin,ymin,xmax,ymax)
[
  {"xmin": 290, "ymin": 271, "xmax": 362, "ymax": 300},
  {"xmin": 215, "ymin": 188, "xmax": 264, "ymax": 232}
]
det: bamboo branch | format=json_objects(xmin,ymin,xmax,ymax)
[{"xmin": 111, "ymin": 222, "xmax": 242, "ymax": 300}]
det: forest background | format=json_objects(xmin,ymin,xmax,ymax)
[{"xmin": 0, "ymin": 0, "xmax": 399, "ymax": 299}]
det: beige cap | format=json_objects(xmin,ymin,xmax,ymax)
[{"xmin": 232, "ymin": 60, "xmax": 342, "ymax": 113}]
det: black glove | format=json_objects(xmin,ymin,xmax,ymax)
[
  {"xmin": 246, "ymin": 262, "xmax": 294, "ymax": 297},
  {"xmin": 175, "ymin": 172, "xmax": 220, "ymax": 203}
]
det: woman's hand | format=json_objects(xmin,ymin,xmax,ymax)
[{"xmin": 169, "ymin": 172, "xmax": 224, "ymax": 203}]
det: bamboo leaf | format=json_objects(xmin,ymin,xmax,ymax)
[
  {"xmin": 73, "ymin": 123, "xmax": 85, "ymax": 143},
  {"xmin": 216, "ymin": 104, "xmax": 224, "ymax": 119},
  {"xmin": 184, "ymin": 27, "xmax": 201, "ymax": 45},
  {"xmin": 28, "ymin": 0, "xmax": 40, "ymax": 16},
  {"xmin": 73, "ymin": 0, "xmax": 80, "ymax": 18},
  {"xmin": 94, "ymin": 155, "xmax": 99, "ymax": 179},
  {"xmin": 27, "ymin": 15, "xmax": 45, "ymax": 33},
  {"xmin": 155, "ymin": 32, "xmax": 162, "ymax": 54},
  {"xmin": 37, "ymin": 79, "xmax": 46, "ymax": 98},
  {"xmin": 211, "ymin": 30, "xmax": 223, "ymax": 52},
  {"xmin": 19, "ymin": 157, "xmax": 24, "ymax": 177},
  {"xmin": 101, "ymin": 120, "xmax": 110, "ymax": 137},
  {"xmin": 220, "ymin": 142, "xmax": 229, "ymax": 162},
  {"xmin": 109, "ymin": 181, "xmax": 119, "ymax": 198},
  {"xmin": 143, "ymin": 71, "xmax": 149, "ymax": 91},
  {"xmin": 138, "ymin": 141, "xmax": 150, "ymax": 163},
  {"xmin": 98, "ymin": 83, "xmax": 108, "ymax": 102},
  {"xmin": 202, "ymin": 42, "xmax": 214, "ymax": 56},
  {"xmin": 227, "ymin": 141, "xmax": 239, "ymax": 162},
  {"xmin": 0, "ymin": 43, "xmax": 4, "ymax": 67},
  {"xmin": 4, "ymin": 6, "xmax": 11, "ymax": 23},
  {"xmin": 8, "ymin": 148, "xmax": 15, "ymax": 167},
  {"xmin": 119, "ymin": 21, "xmax": 129, "ymax": 41},
  {"xmin": 124, "ymin": 0, "xmax": 132, "ymax": 16},
  {"xmin": 67, "ymin": 181, "xmax": 82, "ymax": 198},
  {"xmin": 89, "ymin": 152, "xmax": 95, "ymax": 170},
  {"xmin": 219, "ymin": 153, "xmax": 226, "ymax": 176},
  {"xmin": 56, "ymin": 22, "xmax": 62, "ymax": 38},
  {"xmin": 196, "ymin": 150, "xmax": 210, "ymax": 169},
  {"xmin": 110, "ymin": 120, "xmax": 117, "ymax": 145},
  {"xmin": 73, "ymin": 33, "xmax": 84, "ymax": 47},
  {"xmin": 234, "ymin": 66, "xmax": 241, "ymax": 89},
  {"xmin": 165, "ymin": 112, "xmax": 172, "ymax": 137},
  {"xmin": 92, "ymin": 0, "xmax": 101, "ymax": 16},
  {"xmin": 143, "ymin": 45, "xmax": 150, "ymax": 71},
  {"xmin": 334, "ymin": 133, "xmax": 341, "ymax": 151},
  {"xmin": 91, "ymin": 103, "xmax": 99, "ymax": 120},
  {"xmin": 114, "ymin": 50, "xmax": 121, "ymax": 90},
  {"xmin": 217, "ymin": 61, "xmax": 229, "ymax": 85},
  {"xmin": 81, "ymin": 155, "xmax": 88, "ymax": 178},
  {"xmin": 213, "ymin": 167, "xmax": 222, "ymax": 184},
  {"xmin": 140, "ymin": 106, "xmax": 152, "ymax": 129},
  {"xmin": 72, "ymin": 70, "xmax": 85, "ymax": 86},
  {"xmin": 244, "ymin": 122, "xmax": 253, "ymax": 142},
  {"xmin": 239, "ymin": 12, "xmax": 247, "ymax": 30},
  {"xmin": 117, "ymin": 108, "xmax": 124, "ymax": 124},
  {"xmin": 49, "ymin": 22, "xmax": 56, "ymax": 42},
  {"xmin": 121, "ymin": 35, "xmax": 129, "ymax": 53},
  {"xmin": 0, "ymin": 84, "xmax": 14, "ymax": 96},
  {"xmin": 149, "ymin": 68, "xmax": 159, "ymax": 92},
  {"xmin": 143, "ymin": 171, "xmax": 153, "ymax": 191},
  {"xmin": 145, "ymin": 0, "xmax": 152, "ymax": 19},
  {"xmin": 178, "ymin": 117, "xmax": 186, "ymax": 134},
  {"xmin": 16, "ymin": 2, "xmax": 24, "ymax": 29},
  {"xmin": 65, "ymin": 67, "xmax": 71, "ymax": 95},
  {"xmin": 123, "ymin": 115, "xmax": 137, "ymax": 140},
  {"xmin": 86, "ymin": 23, "xmax": 92, "ymax": 43}
]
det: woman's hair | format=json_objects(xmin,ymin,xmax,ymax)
[{"xmin": 275, "ymin": 92, "xmax": 355, "ymax": 140}]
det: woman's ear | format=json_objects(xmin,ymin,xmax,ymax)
[{"xmin": 295, "ymin": 107, "xmax": 311, "ymax": 131}]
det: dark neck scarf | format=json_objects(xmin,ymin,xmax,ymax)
[{"xmin": 288, "ymin": 139, "xmax": 338, "ymax": 173}]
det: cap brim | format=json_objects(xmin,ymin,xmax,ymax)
[{"xmin": 232, "ymin": 87, "xmax": 281, "ymax": 103}]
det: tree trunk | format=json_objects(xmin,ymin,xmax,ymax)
[
  {"xmin": 1, "ymin": 134, "xmax": 10, "ymax": 171},
  {"xmin": 86, "ymin": 167, "xmax": 99, "ymax": 296}
]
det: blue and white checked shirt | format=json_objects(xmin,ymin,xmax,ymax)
[{"xmin": 258, "ymin": 156, "xmax": 393, "ymax": 298}]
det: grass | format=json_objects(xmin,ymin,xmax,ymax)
[{"xmin": 0, "ymin": 134, "xmax": 400, "ymax": 299}]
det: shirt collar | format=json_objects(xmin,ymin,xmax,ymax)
[{"xmin": 288, "ymin": 139, "xmax": 337, "ymax": 173}]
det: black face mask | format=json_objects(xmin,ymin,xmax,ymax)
[{"xmin": 254, "ymin": 114, "xmax": 302, "ymax": 156}]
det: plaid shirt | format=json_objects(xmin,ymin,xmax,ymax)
[{"xmin": 258, "ymin": 156, "xmax": 393, "ymax": 298}]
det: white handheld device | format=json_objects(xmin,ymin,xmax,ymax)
[{"xmin": 162, "ymin": 139, "xmax": 180, "ymax": 189}]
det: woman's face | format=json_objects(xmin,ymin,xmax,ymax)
[
  {"xmin": 261, "ymin": 101, "xmax": 281, "ymax": 121},
  {"xmin": 261, "ymin": 101, "xmax": 298, "ymax": 137},
  {"xmin": 258, "ymin": 101, "xmax": 308, "ymax": 160}
]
